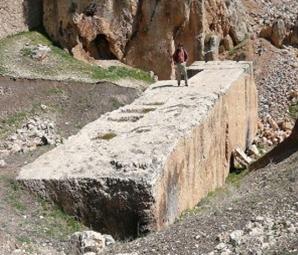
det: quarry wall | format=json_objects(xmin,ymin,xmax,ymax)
[
  {"xmin": 42, "ymin": 0, "xmax": 248, "ymax": 79},
  {"xmin": 0, "ymin": 0, "xmax": 42, "ymax": 39}
]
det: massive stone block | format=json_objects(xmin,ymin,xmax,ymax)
[{"xmin": 18, "ymin": 61, "xmax": 257, "ymax": 239}]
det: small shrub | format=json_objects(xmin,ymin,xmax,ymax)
[
  {"xmin": 289, "ymin": 102, "xmax": 298, "ymax": 119},
  {"xmin": 20, "ymin": 47, "xmax": 33, "ymax": 57}
]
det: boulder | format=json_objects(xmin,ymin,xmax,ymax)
[
  {"xmin": 69, "ymin": 231, "xmax": 115, "ymax": 255},
  {"xmin": 222, "ymin": 35, "xmax": 234, "ymax": 51},
  {"xmin": 230, "ymin": 21, "xmax": 248, "ymax": 44},
  {"xmin": 260, "ymin": 19, "xmax": 287, "ymax": 48},
  {"xmin": 0, "ymin": 159, "xmax": 6, "ymax": 168},
  {"xmin": 271, "ymin": 19, "xmax": 287, "ymax": 48}
]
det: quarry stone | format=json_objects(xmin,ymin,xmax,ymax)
[
  {"xmin": 69, "ymin": 231, "xmax": 114, "ymax": 255},
  {"xmin": 18, "ymin": 61, "xmax": 257, "ymax": 239}
]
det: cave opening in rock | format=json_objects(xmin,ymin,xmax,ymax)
[{"xmin": 88, "ymin": 34, "xmax": 117, "ymax": 60}]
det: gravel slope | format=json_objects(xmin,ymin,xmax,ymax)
[{"xmin": 104, "ymin": 149, "xmax": 298, "ymax": 255}]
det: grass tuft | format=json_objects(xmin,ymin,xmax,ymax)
[
  {"xmin": 47, "ymin": 87, "xmax": 64, "ymax": 95},
  {"xmin": 3, "ymin": 179, "xmax": 27, "ymax": 212}
]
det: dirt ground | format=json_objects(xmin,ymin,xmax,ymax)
[{"xmin": 0, "ymin": 77, "xmax": 141, "ymax": 255}]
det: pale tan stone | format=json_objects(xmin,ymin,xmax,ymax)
[{"xmin": 18, "ymin": 61, "xmax": 257, "ymax": 238}]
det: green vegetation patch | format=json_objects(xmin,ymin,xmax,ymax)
[
  {"xmin": 94, "ymin": 132, "xmax": 117, "ymax": 141},
  {"xmin": 4, "ymin": 179, "xmax": 27, "ymax": 212},
  {"xmin": 0, "ymin": 111, "xmax": 28, "ymax": 139},
  {"xmin": 16, "ymin": 235, "xmax": 32, "ymax": 244},
  {"xmin": 227, "ymin": 169, "xmax": 248, "ymax": 187},
  {"xmin": 289, "ymin": 101, "xmax": 298, "ymax": 119},
  {"xmin": 38, "ymin": 200, "xmax": 84, "ymax": 239},
  {"xmin": 0, "ymin": 31, "xmax": 153, "ymax": 84},
  {"xmin": 20, "ymin": 47, "xmax": 34, "ymax": 57}
]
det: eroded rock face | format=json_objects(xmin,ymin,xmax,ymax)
[
  {"xmin": 18, "ymin": 61, "xmax": 257, "ymax": 239},
  {"xmin": 43, "ymin": 0, "xmax": 248, "ymax": 79},
  {"xmin": 0, "ymin": 0, "xmax": 42, "ymax": 39}
]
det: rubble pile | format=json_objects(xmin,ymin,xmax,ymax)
[
  {"xmin": 208, "ymin": 213, "xmax": 298, "ymax": 255},
  {"xmin": 249, "ymin": 0, "xmax": 297, "ymax": 32},
  {"xmin": 0, "ymin": 117, "xmax": 61, "ymax": 158},
  {"xmin": 253, "ymin": 115, "xmax": 294, "ymax": 148}
]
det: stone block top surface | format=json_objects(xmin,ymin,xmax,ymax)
[{"xmin": 18, "ymin": 62, "xmax": 252, "ymax": 184}]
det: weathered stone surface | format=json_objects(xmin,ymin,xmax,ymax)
[
  {"xmin": 0, "ymin": 0, "xmax": 42, "ymax": 39},
  {"xmin": 42, "ymin": 0, "xmax": 248, "ymax": 79},
  {"xmin": 18, "ymin": 61, "xmax": 257, "ymax": 239}
]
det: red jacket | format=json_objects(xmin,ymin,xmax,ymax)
[{"xmin": 173, "ymin": 48, "xmax": 188, "ymax": 64}]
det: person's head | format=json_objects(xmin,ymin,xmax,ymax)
[{"xmin": 177, "ymin": 43, "xmax": 183, "ymax": 50}]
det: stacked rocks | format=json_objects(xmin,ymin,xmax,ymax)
[
  {"xmin": 0, "ymin": 117, "xmax": 62, "ymax": 158},
  {"xmin": 253, "ymin": 115, "xmax": 294, "ymax": 149}
]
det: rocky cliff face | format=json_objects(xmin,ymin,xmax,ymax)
[
  {"xmin": 0, "ymin": 0, "xmax": 42, "ymax": 39},
  {"xmin": 43, "ymin": 0, "xmax": 248, "ymax": 79}
]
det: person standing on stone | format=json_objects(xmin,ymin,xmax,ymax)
[{"xmin": 173, "ymin": 43, "xmax": 189, "ymax": 86}]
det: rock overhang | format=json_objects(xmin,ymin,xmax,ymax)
[{"xmin": 18, "ymin": 61, "xmax": 257, "ymax": 239}]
